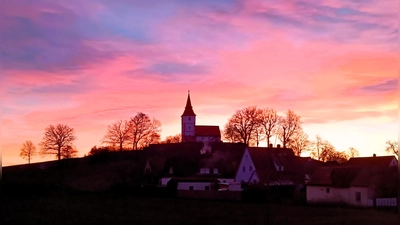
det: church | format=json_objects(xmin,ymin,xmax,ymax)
[{"xmin": 181, "ymin": 92, "xmax": 221, "ymax": 143}]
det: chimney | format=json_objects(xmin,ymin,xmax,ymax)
[
  {"xmin": 277, "ymin": 144, "xmax": 281, "ymax": 148},
  {"xmin": 373, "ymin": 153, "xmax": 376, "ymax": 157},
  {"xmin": 269, "ymin": 143, "xmax": 273, "ymax": 148}
]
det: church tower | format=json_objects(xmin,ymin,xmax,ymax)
[{"xmin": 181, "ymin": 91, "xmax": 196, "ymax": 142}]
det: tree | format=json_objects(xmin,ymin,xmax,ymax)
[
  {"xmin": 20, "ymin": 140, "xmax": 37, "ymax": 164},
  {"xmin": 161, "ymin": 134, "xmax": 182, "ymax": 143},
  {"xmin": 223, "ymin": 106, "xmax": 262, "ymax": 146},
  {"xmin": 385, "ymin": 140, "xmax": 398, "ymax": 155},
  {"xmin": 39, "ymin": 124, "xmax": 77, "ymax": 160},
  {"xmin": 129, "ymin": 112, "xmax": 162, "ymax": 150},
  {"xmin": 61, "ymin": 145, "xmax": 78, "ymax": 159},
  {"xmin": 103, "ymin": 119, "xmax": 132, "ymax": 151},
  {"xmin": 310, "ymin": 135, "xmax": 324, "ymax": 160},
  {"xmin": 317, "ymin": 139, "xmax": 349, "ymax": 163},
  {"xmin": 287, "ymin": 129, "xmax": 311, "ymax": 156},
  {"xmin": 258, "ymin": 108, "xmax": 278, "ymax": 146},
  {"xmin": 347, "ymin": 147, "xmax": 360, "ymax": 158},
  {"xmin": 277, "ymin": 109, "xmax": 301, "ymax": 148}
]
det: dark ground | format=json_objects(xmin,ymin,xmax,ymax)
[{"xmin": 2, "ymin": 192, "xmax": 397, "ymax": 225}]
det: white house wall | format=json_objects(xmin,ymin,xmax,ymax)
[
  {"xmin": 307, "ymin": 186, "xmax": 350, "ymax": 204},
  {"xmin": 235, "ymin": 148, "xmax": 257, "ymax": 183},
  {"xmin": 177, "ymin": 182, "xmax": 213, "ymax": 191},
  {"xmin": 160, "ymin": 177, "xmax": 171, "ymax": 186},
  {"xmin": 349, "ymin": 187, "xmax": 370, "ymax": 207}
]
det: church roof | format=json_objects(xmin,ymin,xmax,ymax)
[
  {"xmin": 181, "ymin": 92, "xmax": 196, "ymax": 117},
  {"xmin": 195, "ymin": 125, "xmax": 221, "ymax": 137}
]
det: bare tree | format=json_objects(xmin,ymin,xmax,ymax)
[
  {"xmin": 39, "ymin": 124, "xmax": 77, "ymax": 160},
  {"xmin": 277, "ymin": 109, "xmax": 301, "ymax": 148},
  {"xmin": 103, "ymin": 119, "xmax": 132, "ymax": 151},
  {"xmin": 310, "ymin": 135, "xmax": 324, "ymax": 160},
  {"xmin": 258, "ymin": 108, "xmax": 278, "ymax": 146},
  {"xmin": 317, "ymin": 139, "xmax": 349, "ymax": 163},
  {"xmin": 61, "ymin": 145, "xmax": 78, "ymax": 159},
  {"xmin": 287, "ymin": 129, "xmax": 311, "ymax": 156},
  {"xmin": 385, "ymin": 140, "xmax": 398, "ymax": 155},
  {"xmin": 347, "ymin": 147, "xmax": 360, "ymax": 158},
  {"xmin": 223, "ymin": 106, "xmax": 262, "ymax": 146},
  {"xmin": 161, "ymin": 134, "xmax": 182, "ymax": 143},
  {"xmin": 222, "ymin": 124, "xmax": 241, "ymax": 143},
  {"xmin": 20, "ymin": 140, "xmax": 37, "ymax": 164},
  {"xmin": 129, "ymin": 112, "xmax": 162, "ymax": 150}
]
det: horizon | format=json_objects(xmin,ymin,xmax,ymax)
[{"xmin": 1, "ymin": 0, "xmax": 397, "ymax": 166}]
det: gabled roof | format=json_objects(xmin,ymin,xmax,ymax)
[
  {"xmin": 181, "ymin": 92, "xmax": 196, "ymax": 117},
  {"xmin": 195, "ymin": 125, "xmax": 221, "ymax": 137},
  {"xmin": 144, "ymin": 142, "xmax": 247, "ymax": 178},
  {"xmin": 307, "ymin": 167, "xmax": 361, "ymax": 188},
  {"xmin": 199, "ymin": 142, "xmax": 247, "ymax": 178},
  {"xmin": 344, "ymin": 156, "xmax": 397, "ymax": 168}
]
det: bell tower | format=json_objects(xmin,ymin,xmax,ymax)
[{"xmin": 181, "ymin": 91, "xmax": 196, "ymax": 142}]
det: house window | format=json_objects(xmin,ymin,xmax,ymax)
[
  {"xmin": 205, "ymin": 186, "xmax": 209, "ymax": 191},
  {"xmin": 355, "ymin": 192, "xmax": 361, "ymax": 202},
  {"xmin": 249, "ymin": 166, "xmax": 253, "ymax": 171},
  {"xmin": 242, "ymin": 166, "xmax": 246, "ymax": 172},
  {"xmin": 189, "ymin": 117, "xmax": 191, "ymax": 121},
  {"xmin": 189, "ymin": 186, "xmax": 194, "ymax": 191},
  {"xmin": 213, "ymin": 168, "xmax": 218, "ymax": 174},
  {"xmin": 326, "ymin": 188, "xmax": 330, "ymax": 193}
]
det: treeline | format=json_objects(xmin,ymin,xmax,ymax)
[{"xmin": 19, "ymin": 107, "xmax": 398, "ymax": 164}]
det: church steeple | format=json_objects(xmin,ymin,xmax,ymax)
[
  {"xmin": 181, "ymin": 91, "xmax": 196, "ymax": 142},
  {"xmin": 181, "ymin": 90, "xmax": 196, "ymax": 117}
]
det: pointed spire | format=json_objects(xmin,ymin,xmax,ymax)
[{"xmin": 181, "ymin": 90, "xmax": 196, "ymax": 117}]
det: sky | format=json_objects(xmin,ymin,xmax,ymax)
[{"xmin": 1, "ymin": 0, "xmax": 398, "ymax": 166}]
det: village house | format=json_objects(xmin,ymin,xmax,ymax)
[
  {"xmin": 235, "ymin": 146, "xmax": 323, "ymax": 187},
  {"xmin": 306, "ymin": 155, "xmax": 398, "ymax": 207}
]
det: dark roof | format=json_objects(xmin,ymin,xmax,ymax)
[
  {"xmin": 195, "ymin": 125, "xmax": 221, "ymax": 137},
  {"xmin": 307, "ymin": 167, "xmax": 361, "ymax": 188},
  {"xmin": 247, "ymin": 147, "xmax": 312, "ymax": 185},
  {"xmin": 181, "ymin": 93, "xmax": 196, "ymax": 116},
  {"xmin": 343, "ymin": 156, "xmax": 397, "ymax": 168},
  {"xmin": 198, "ymin": 142, "xmax": 247, "ymax": 178},
  {"xmin": 143, "ymin": 142, "xmax": 247, "ymax": 178}
]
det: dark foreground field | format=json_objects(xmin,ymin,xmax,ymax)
[{"xmin": 2, "ymin": 193, "xmax": 397, "ymax": 225}]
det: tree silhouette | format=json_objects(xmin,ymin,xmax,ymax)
[
  {"xmin": 129, "ymin": 112, "xmax": 161, "ymax": 150},
  {"xmin": 347, "ymin": 147, "xmax": 360, "ymax": 158},
  {"xmin": 103, "ymin": 119, "xmax": 131, "ymax": 151},
  {"xmin": 258, "ymin": 108, "xmax": 278, "ymax": 147},
  {"xmin": 20, "ymin": 140, "xmax": 37, "ymax": 164},
  {"xmin": 39, "ymin": 124, "xmax": 77, "ymax": 160},
  {"xmin": 223, "ymin": 106, "xmax": 262, "ymax": 146},
  {"xmin": 277, "ymin": 109, "xmax": 301, "ymax": 148},
  {"xmin": 287, "ymin": 128, "xmax": 311, "ymax": 156},
  {"xmin": 312, "ymin": 137, "xmax": 349, "ymax": 163},
  {"xmin": 161, "ymin": 134, "xmax": 182, "ymax": 143},
  {"xmin": 385, "ymin": 140, "xmax": 398, "ymax": 155}
]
